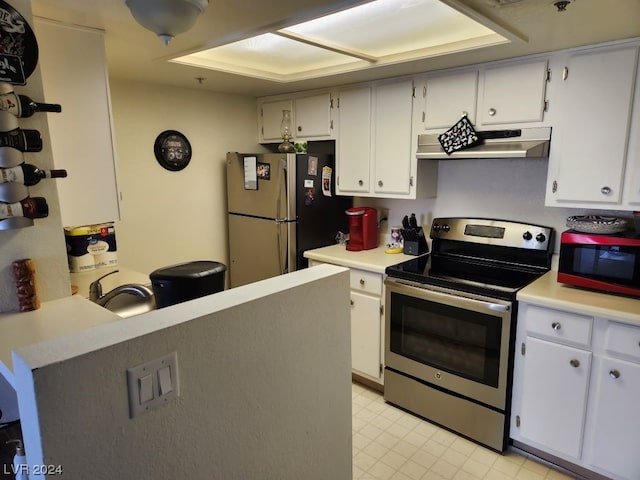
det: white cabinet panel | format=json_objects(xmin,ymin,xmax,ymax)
[
  {"xmin": 588, "ymin": 357, "xmax": 640, "ymax": 480},
  {"xmin": 259, "ymin": 98, "xmax": 293, "ymax": 142},
  {"xmin": 479, "ymin": 60, "xmax": 548, "ymax": 126},
  {"xmin": 350, "ymin": 291, "xmax": 382, "ymax": 379},
  {"xmin": 373, "ymin": 80, "xmax": 413, "ymax": 195},
  {"xmin": 36, "ymin": 19, "xmax": 120, "ymax": 227},
  {"xmin": 422, "ymin": 71, "xmax": 478, "ymax": 129},
  {"xmin": 550, "ymin": 47, "xmax": 638, "ymax": 204},
  {"xmin": 519, "ymin": 337, "xmax": 591, "ymax": 459},
  {"xmin": 336, "ymin": 87, "xmax": 371, "ymax": 194},
  {"xmin": 295, "ymin": 93, "xmax": 331, "ymax": 138}
]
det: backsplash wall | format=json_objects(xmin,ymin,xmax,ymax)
[{"xmin": 358, "ymin": 157, "xmax": 622, "ymax": 254}]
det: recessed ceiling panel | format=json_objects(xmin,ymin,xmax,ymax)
[
  {"xmin": 281, "ymin": 0, "xmax": 497, "ymax": 57},
  {"xmin": 170, "ymin": 0, "xmax": 510, "ymax": 82}
]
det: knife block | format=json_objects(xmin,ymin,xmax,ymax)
[{"xmin": 402, "ymin": 227, "xmax": 429, "ymax": 256}]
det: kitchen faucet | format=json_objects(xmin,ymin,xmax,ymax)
[{"xmin": 89, "ymin": 270, "xmax": 154, "ymax": 308}]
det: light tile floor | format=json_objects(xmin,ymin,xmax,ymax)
[{"xmin": 352, "ymin": 382, "xmax": 580, "ymax": 480}]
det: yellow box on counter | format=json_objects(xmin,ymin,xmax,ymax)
[{"xmin": 64, "ymin": 223, "xmax": 118, "ymax": 272}]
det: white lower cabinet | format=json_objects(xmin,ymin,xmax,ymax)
[
  {"xmin": 588, "ymin": 357, "xmax": 640, "ymax": 480},
  {"xmin": 350, "ymin": 290, "xmax": 382, "ymax": 379},
  {"xmin": 512, "ymin": 303, "xmax": 640, "ymax": 480},
  {"xmin": 518, "ymin": 336, "xmax": 591, "ymax": 459},
  {"xmin": 308, "ymin": 259, "xmax": 385, "ymax": 385},
  {"xmin": 349, "ymin": 268, "xmax": 384, "ymax": 383}
]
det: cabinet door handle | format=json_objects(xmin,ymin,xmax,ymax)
[
  {"xmin": 297, "ymin": 126, "xmax": 302, "ymax": 132},
  {"xmin": 609, "ymin": 369, "xmax": 620, "ymax": 379},
  {"xmin": 601, "ymin": 186, "xmax": 611, "ymax": 195},
  {"xmin": 350, "ymin": 299, "xmax": 354, "ymax": 306},
  {"xmin": 359, "ymin": 279, "xmax": 365, "ymax": 286},
  {"xmin": 570, "ymin": 359, "xmax": 580, "ymax": 368},
  {"xmin": 552, "ymin": 322, "xmax": 562, "ymax": 331},
  {"xmin": 488, "ymin": 108, "xmax": 496, "ymax": 116},
  {"xmin": 378, "ymin": 180, "xmax": 383, "ymax": 187},
  {"xmin": 358, "ymin": 180, "xmax": 363, "ymax": 186}
]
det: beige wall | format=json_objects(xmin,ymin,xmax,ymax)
[
  {"xmin": 14, "ymin": 265, "xmax": 352, "ymax": 479},
  {"xmin": 108, "ymin": 80, "xmax": 265, "ymax": 276},
  {"xmin": 0, "ymin": 0, "xmax": 70, "ymax": 312}
]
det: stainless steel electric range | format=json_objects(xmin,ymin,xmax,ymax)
[{"xmin": 384, "ymin": 217, "xmax": 554, "ymax": 452}]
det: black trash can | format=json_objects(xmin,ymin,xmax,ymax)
[{"xmin": 149, "ymin": 261, "xmax": 226, "ymax": 308}]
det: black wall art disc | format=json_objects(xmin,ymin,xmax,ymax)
[
  {"xmin": 154, "ymin": 130, "xmax": 192, "ymax": 171},
  {"xmin": 0, "ymin": 0, "xmax": 38, "ymax": 84}
]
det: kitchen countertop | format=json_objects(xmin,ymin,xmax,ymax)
[
  {"xmin": 304, "ymin": 244, "xmax": 423, "ymax": 273},
  {"xmin": 0, "ymin": 266, "xmax": 151, "ymax": 386},
  {"xmin": 518, "ymin": 271, "xmax": 640, "ymax": 326}
]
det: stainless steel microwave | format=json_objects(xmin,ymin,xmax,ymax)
[{"xmin": 558, "ymin": 230, "xmax": 640, "ymax": 297}]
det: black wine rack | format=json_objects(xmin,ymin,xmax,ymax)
[{"xmin": 0, "ymin": 108, "xmax": 36, "ymax": 229}]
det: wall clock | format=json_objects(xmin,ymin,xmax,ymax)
[{"xmin": 154, "ymin": 130, "xmax": 192, "ymax": 171}]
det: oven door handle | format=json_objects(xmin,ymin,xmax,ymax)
[
  {"xmin": 488, "ymin": 303, "xmax": 510, "ymax": 312},
  {"xmin": 386, "ymin": 278, "xmax": 512, "ymax": 314}
]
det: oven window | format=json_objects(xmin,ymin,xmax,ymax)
[
  {"xmin": 389, "ymin": 293, "xmax": 502, "ymax": 387},
  {"xmin": 573, "ymin": 245, "xmax": 635, "ymax": 281}
]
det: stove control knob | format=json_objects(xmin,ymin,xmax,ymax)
[
  {"xmin": 522, "ymin": 231, "xmax": 532, "ymax": 241},
  {"xmin": 536, "ymin": 233, "xmax": 547, "ymax": 243},
  {"xmin": 432, "ymin": 224, "xmax": 441, "ymax": 232},
  {"xmin": 442, "ymin": 224, "xmax": 450, "ymax": 232}
]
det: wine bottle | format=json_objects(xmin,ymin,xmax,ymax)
[
  {"xmin": 0, "ymin": 82, "xmax": 61, "ymax": 118},
  {"xmin": 0, "ymin": 164, "xmax": 67, "ymax": 186},
  {"xmin": 0, "ymin": 197, "xmax": 48, "ymax": 220},
  {"xmin": 0, "ymin": 128, "xmax": 42, "ymax": 152}
]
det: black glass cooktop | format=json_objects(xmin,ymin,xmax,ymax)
[{"xmin": 385, "ymin": 253, "xmax": 546, "ymax": 300}]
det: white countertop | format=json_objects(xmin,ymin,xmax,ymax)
[
  {"xmin": 0, "ymin": 295, "xmax": 120, "ymax": 387},
  {"xmin": 518, "ymin": 271, "xmax": 640, "ymax": 326},
  {"xmin": 0, "ymin": 266, "xmax": 152, "ymax": 386},
  {"xmin": 304, "ymin": 244, "xmax": 422, "ymax": 273}
]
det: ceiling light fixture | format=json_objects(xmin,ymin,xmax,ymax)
[{"xmin": 124, "ymin": 0, "xmax": 209, "ymax": 46}]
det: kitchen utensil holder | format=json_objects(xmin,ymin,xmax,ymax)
[{"xmin": 402, "ymin": 227, "xmax": 428, "ymax": 256}]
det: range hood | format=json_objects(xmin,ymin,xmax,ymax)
[{"xmin": 417, "ymin": 127, "xmax": 551, "ymax": 159}]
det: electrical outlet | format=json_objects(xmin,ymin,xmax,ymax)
[
  {"xmin": 378, "ymin": 207, "xmax": 390, "ymax": 226},
  {"xmin": 126, "ymin": 351, "xmax": 179, "ymax": 418}
]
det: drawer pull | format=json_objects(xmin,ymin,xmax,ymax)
[
  {"xmin": 552, "ymin": 322, "xmax": 562, "ymax": 331},
  {"xmin": 570, "ymin": 359, "xmax": 580, "ymax": 368},
  {"xmin": 359, "ymin": 279, "xmax": 365, "ymax": 286},
  {"xmin": 488, "ymin": 108, "xmax": 496, "ymax": 116},
  {"xmin": 609, "ymin": 369, "xmax": 620, "ymax": 379},
  {"xmin": 350, "ymin": 299, "xmax": 354, "ymax": 306}
]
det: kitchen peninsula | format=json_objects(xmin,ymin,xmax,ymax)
[{"xmin": 1, "ymin": 264, "xmax": 353, "ymax": 480}]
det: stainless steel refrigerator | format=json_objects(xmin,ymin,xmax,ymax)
[{"xmin": 226, "ymin": 152, "xmax": 352, "ymax": 287}]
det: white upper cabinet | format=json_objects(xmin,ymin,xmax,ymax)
[
  {"xmin": 372, "ymin": 80, "xmax": 414, "ymax": 195},
  {"xmin": 294, "ymin": 92, "xmax": 332, "ymax": 139},
  {"xmin": 257, "ymin": 92, "xmax": 333, "ymax": 143},
  {"xmin": 415, "ymin": 59, "xmax": 548, "ymax": 133},
  {"xmin": 622, "ymin": 51, "xmax": 640, "ymax": 206},
  {"xmin": 258, "ymin": 98, "xmax": 293, "ymax": 143},
  {"xmin": 545, "ymin": 45, "xmax": 639, "ymax": 208},
  {"xmin": 421, "ymin": 70, "xmax": 478, "ymax": 130},
  {"xmin": 335, "ymin": 86, "xmax": 371, "ymax": 194},
  {"xmin": 336, "ymin": 79, "xmax": 437, "ymax": 199},
  {"xmin": 36, "ymin": 20, "xmax": 120, "ymax": 227},
  {"xmin": 478, "ymin": 60, "xmax": 549, "ymax": 126}
]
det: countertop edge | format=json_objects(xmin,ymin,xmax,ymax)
[
  {"xmin": 518, "ymin": 271, "xmax": 640, "ymax": 326},
  {"xmin": 304, "ymin": 244, "xmax": 419, "ymax": 273}
]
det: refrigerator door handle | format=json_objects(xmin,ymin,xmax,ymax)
[{"xmin": 275, "ymin": 158, "xmax": 288, "ymax": 275}]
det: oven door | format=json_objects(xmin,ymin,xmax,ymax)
[{"xmin": 385, "ymin": 278, "xmax": 513, "ymax": 410}]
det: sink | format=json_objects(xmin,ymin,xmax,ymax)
[{"xmin": 97, "ymin": 287, "xmax": 156, "ymax": 318}]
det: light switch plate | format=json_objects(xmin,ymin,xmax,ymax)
[{"xmin": 126, "ymin": 351, "xmax": 179, "ymax": 418}]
